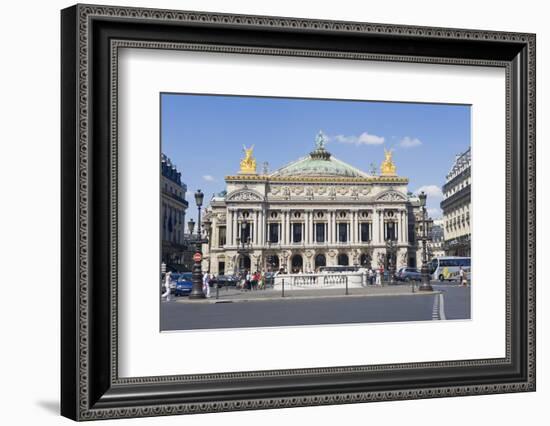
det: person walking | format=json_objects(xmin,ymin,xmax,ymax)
[
  {"xmin": 375, "ymin": 267, "xmax": 382, "ymax": 286},
  {"xmin": 245, "ymin": 270, "xmax": 251, "ymax": 291},
  {"xmin": 202, "ymin": 272, "xmax": 211, "ymax": 298},
  {"xmin": 162, "ymin": 271, "xmax": 172, "ymax": 302},
  {"xmin": 459, "ymin": 266, "xmax": 467, "ymax": 286}
]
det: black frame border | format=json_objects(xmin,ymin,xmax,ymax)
[{"xmin": 61, "ymin": 4, "xmax": 536, "ymax": 421}]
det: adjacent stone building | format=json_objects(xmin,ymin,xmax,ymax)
[
  {"xmin": 161, "ymin": 154, "xmax": 189, "ymax": 269},
  {"xmin": 440, "ymin": 148, "xmax": 471, "ymax": 256},
  {"xmin": 201, "ymin": 132, "xmax": 424, "ymax": 275}
]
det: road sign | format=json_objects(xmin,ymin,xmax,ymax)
[{"xmin": 193, "ymin": 252, "xmax": 202, "ymax": 262}]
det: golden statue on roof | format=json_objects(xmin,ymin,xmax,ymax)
[
  {"xmin": 239, "ymin": 144, "xmax": 257, "ymax": 174},
  {"xmin": 380, "ymin": 148, "xmax": 397, "ymax": 176}
]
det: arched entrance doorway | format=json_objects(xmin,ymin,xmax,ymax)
[
  {"xmin": 314, "ymin": 254, "xmax": 326, "ymax": 271},
  {"xmin": 291, "ymin": 254, "xmax": 303, "ymax": 273},
  {"xmin": 337, "ymin": 253, "xmax": 349, "ymax": 266},
  {"xmin": 238, "ymin": 254, "xmax": 251, "ymax": 272},
  {"xmin": 360, "ymin": 253, "xmax": 371, "ymax": 268},
  {"xmin": 266, "ymin": 254, "xmax": 280, "ymax": 271}
]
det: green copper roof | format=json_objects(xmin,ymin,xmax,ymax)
[
  {"xmin": 269, "ymin": 131, "xmax": 371, "ymax": 178},
  {"xmin": 270, "ymin": 149, "xmax": 369, "ymax": 178}
]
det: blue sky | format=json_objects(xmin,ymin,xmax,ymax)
[{"xmin": 161, "ymin": 93, "xmax": 470, "ymax": 226}]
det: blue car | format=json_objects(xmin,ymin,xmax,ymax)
[{"xmin": 174, "ymin": 272, "xmax": 193, "ymax": 296}]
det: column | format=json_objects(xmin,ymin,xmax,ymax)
[
  {"xmin": 352, "ymin": 210, "xmax": 359, "ymax": 243},
  {"xmin": 233, "ymin": 210, "xmax": 238, "ymax": 246},
  {"xmin": 258, "ymin": 210, "xmax": 264, "ymax": 246},
  {"xmin": 373, "ymin": 208, "xmax": 380, "ymax": 243},
  {"xmin": 397, "ymin": 210, "xmax": 403, "ymax": 244},
  {"xmin": 404, "ymin": 210, "xmax": 409, "ymax": 244},
  {"xmin": 332, "ymin": 211, "xmax": 337, "ymax": 243},
  {"xmin": 304, "ymin": 212, "xmax": 309, "ymax": 244},
  {"xmin": 226, "ymin": 210, "xmax": 233, "ymax": 247},
  {"xmin": 380, "ymin": 211, "xmax": 385, "ymax": 242},
  {"xmin": 327, "ymin": 212, "xmax": 332, "ymax": 244},
  {"xmin": 285, "ymin": 210, "xmax": 292, "ymax": 244},
  {"xmin": 281, "ymin": 211, "xmax": 286, "ymax": 245}
]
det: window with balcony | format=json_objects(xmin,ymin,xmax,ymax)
[
  {"xmin": 268, "ymin": 223, "xmax": 279, "ymax": 243},
  {"xmin": 315, "ymin": 223, "xmax": 325, "ymax": 243},
  {"xmin": 338, "ymin": 223, "xmax": 347, "ymax": 242},
  {"xmin": 240, "ymin": 222, "xmax": 251, "ymax": 243},
  {"xmin": 292, "ymin": 223, "xmax": 303, "ymax": 243},
  {"xmin": 218, "ymin": 226, "xmax": 226, "ymax": 247},
  {"xmin": 385, "ymin": 222, "xmax": 397, "ymax": 241},
  {"xmin": 360, "ymin": 223, "xmax": 370, "ymax": 242}
]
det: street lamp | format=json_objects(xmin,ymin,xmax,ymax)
[
  {"xmin": 194, "ymin": 189, "xmax": 204, "ymax": 233},
  {"xmin": 236, "ymin": 219, "xmax": 251, "ymax": 272},
  {"xmin": 189, "ymin": 190, "xmax": 208, "ymax": 300},
  {"xmin": 385, "ymin": 237, "xmax": 396, "ymax": 284},
  {"xmin": 417, "ymin": 191, "xmax": 433, "ymax": 291},
  {"xmin": 202, "ymin": 217, "xmax": 212, "ymax": 274}
]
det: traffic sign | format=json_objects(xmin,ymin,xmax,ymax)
[{"xmin": 193, "ymin": 252, "xmax": 202, "ymax": 262}]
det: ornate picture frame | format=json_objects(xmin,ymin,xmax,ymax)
[{"xmin": 61, "ymin": 4, "xmax": 535, "ymax": 420}]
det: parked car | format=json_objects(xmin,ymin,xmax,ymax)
[
  {"xmin": 395, "ymin": 267, "xmax": 422, "ymax": 282},
  {"xmin": 174, "ymin": 272, "xmax": 193, "ymax": 296},
  {"xmin": 167, "ymin": 273, "xmax": 182, "ymax": 294},
  {"xmin": 212, "ymin": 275, "xmax": 239, "ymax": 288}
]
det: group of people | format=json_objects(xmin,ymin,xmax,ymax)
[
  {"xmin": 237, "ymin": 270, "xmax": 268, "ymax": 291},
  {"xmin": 365, "ymin": 266, "xmax": 384, "ymax": 286}
]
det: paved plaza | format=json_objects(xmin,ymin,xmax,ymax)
[{"xmin": 160, "ymin": 282, "xmax": 470, "ymax": 331}]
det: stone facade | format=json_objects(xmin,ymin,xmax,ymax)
[
  {"xmin": 161, "ymin": 154, "xmax": 189, "ymax": 268},
  {"xmin": 440, "ymin": 148, "xmax": 471, "ymax": 256},
  {"xmin": 202, "ymin": 135, "xmax": 423, "ymax": 275}
]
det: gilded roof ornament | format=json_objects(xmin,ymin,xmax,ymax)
[
  {"xmin": 239, "ymin": 144, "xmax": 257, "ymax": 174},
  {"xmin": 380, "ymin": 148, "xmax": 397, "ymax": 176}
]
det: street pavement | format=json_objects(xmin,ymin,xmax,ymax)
[{"xmin": 160, "ymin": 281, "xmax": 471, "ymax": 331}]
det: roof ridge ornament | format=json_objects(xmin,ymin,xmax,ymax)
[
  {"xmin": 315, "ymin": 130, "xmax": 327, "ymax": 149},
  {"xmin": 380, "ymin": 148, "xmax": 397, "ymax": 176},
  {"xmin": 239, "ymin": 144, "xmax": 257, "ymax": 174},
  {"xmin": 310, "ymin": 130, "xmax": 331, "ymax": 160}
]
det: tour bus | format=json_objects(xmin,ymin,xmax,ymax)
[{"xmin": 429, "ymin": 256, "xmax": 471, "ymax": 281}]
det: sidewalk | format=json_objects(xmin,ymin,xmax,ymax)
[{"xmin": 177, "ymin": 284, "xmax": 441, "ymax": 304}]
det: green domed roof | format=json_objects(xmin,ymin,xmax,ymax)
[
  {"xmin": 270, "ymin": 131, "xmax": 369, "ymax": 178},
  {"xmin": 271, "ymin": 155, "xmax": 368, "ymax": 178}
]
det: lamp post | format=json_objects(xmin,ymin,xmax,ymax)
[
  {"xmin": 202, "ymin": 217, "xmax": 212, "ymax": 274},
  {"xmin": 417, "ymin": 191, "xmax": 433, "ymax": 291},
  {"xmin": 195, "ymin": 189, "xmax": 204, "ymax": 232},
  {"xmin": 188, "ymin": 190, "xmax": 208, "ymax": 300},
  {"xmin": 236, "ymin": 219, "xmax": 251, "ymax": 272},
  {"xmin": 385, "ymin": 238, "xmax": 396, "ymax": 285}
]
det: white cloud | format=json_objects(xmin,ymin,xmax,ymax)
[
  {"xmin": 416, "ymin": 185, "xmax": 443, "ymax": 199},
  {"xmin": 202, "ymin": 175, "xmax": 216, "ymax": 182},
  {"xmin": 333, "ymin": 132, "xmax": 385, "ymax": 146},
  {"xmin": 400, "ymin": 136, "xmax": 422, "ymax": 148}
]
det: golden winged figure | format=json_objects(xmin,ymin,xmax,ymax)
[
  {"xmin": 380, "ymin": 148, "xmax": 397, "ymax": 176},
  {"xmin": 239, "ymin": 144, "xmax": 257, "ymax": 174}
]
